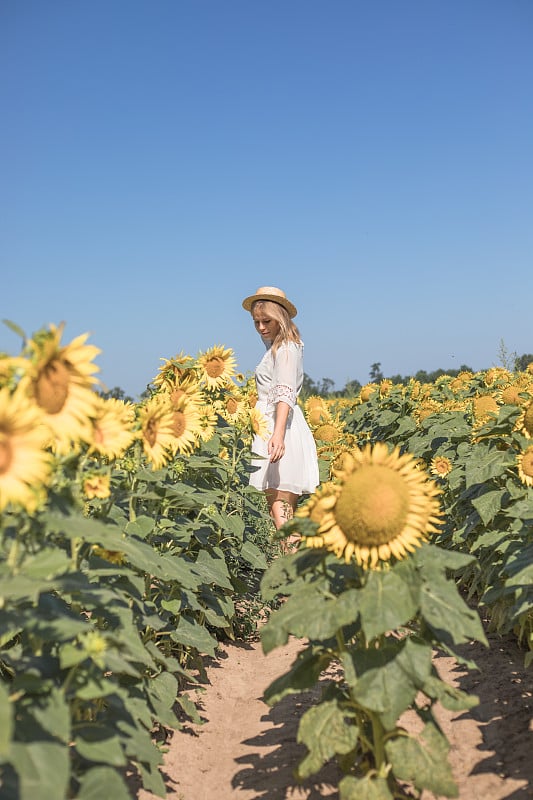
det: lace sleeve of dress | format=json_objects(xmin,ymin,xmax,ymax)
[{"xmin": 267, "ymin": 383, "xmax": 297, "ymax": 408}]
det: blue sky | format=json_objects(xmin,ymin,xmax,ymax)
[{"xmin": 2, "ymin": 1, "xmax": 532, "ymax": 398}]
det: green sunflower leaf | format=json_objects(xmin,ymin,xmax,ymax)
[
  {"xmin": 296, "ymin": 699, "xmax": 359, "ymax": 779},
  {"xmin": 339, "ymin": 774, "xmax": 394, "ymax": 800},
  {"xmin": 386, "ymin": 721, "xmax": 458, "ymax": 796},
  {"xmin": 358, "ymin": 566, "xmax": 419, "ymax": 640}
]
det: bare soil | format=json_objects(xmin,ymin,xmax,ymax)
[{"xmin": 138, "ymin": 621, "xmax": 533, "ymax": 800}]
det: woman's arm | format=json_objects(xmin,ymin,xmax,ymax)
[{"xmin": 268, "ymin": 400, "xmax": 291, "ymax": 462}]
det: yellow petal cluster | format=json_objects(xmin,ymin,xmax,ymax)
[
  {"xmin": 299, "ymin": 443, "xmax": 443, "ymax": 569},
  {"xmin": 0, "ymin": 385, "xmax": 53, "ymax": 512}
]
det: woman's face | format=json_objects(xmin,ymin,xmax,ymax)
[{"xmin": 252, "ymin": 309, "xmax": 280, "ymax": 341}]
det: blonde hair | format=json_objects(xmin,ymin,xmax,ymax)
[{"xmin": 251, "ymin": 300, "xmax": 301, "ymax": 355}]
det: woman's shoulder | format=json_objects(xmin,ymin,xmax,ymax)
[{"xmin": 278, "ymin": 338, "xmax": 304, "ymax": 353}]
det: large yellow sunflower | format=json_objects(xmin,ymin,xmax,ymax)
[
  {"xmin": 89, "ymin": 397, "xmax": 136, "ymax": 459},
  {"xmin": 516, "ymin": 446, "xmax": 533, "ymax": 487},
  {"xmin": 197, "ymin": 345, "xmax": 237, "ymax": 390},
  {"xmin": 298, "ymin": 443, "xmax": 443, "ymax": 568},
  {"xmin": 516, "ymin": 400, "xmax": 533, "ymax": 439},
  {"xmin": 0, "ymin": 386, "xmax": 53, "ymax": 512},
  {"xmin": 249, "ymin": 406, "xmax": 270, "ymax": 441},
  {"xmin": 137, "ymin": 395, "xmax": 175, "ymax": 469},
  {"xmin": 168, "ymin": 395, "xmax": 203, "ymax": 455},
  {"xmin": 20, "ymin": 323, "xmax": 101, "ymax": 453}
]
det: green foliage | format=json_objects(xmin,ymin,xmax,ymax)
[
  {"xmin": 0, "ymin": 421, "xmax": 273, "ymax": 799},
  {"xmin": 260, "ymin": 542, "xmax": 483, "ymax": 797}
]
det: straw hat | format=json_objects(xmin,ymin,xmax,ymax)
[{"xmin": 242, "ymin": 286, "xmax": 297, "ymax": 318}]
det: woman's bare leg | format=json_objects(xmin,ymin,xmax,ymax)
[{"xmin": 265, "ymin": 490, "xmax": 300, "ymax": 552}]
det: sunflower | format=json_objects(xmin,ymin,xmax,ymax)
[
  {"xmin": 216, "ymin": 391, "xmax": 246, "ymax": 424},
  {"xmin": 450, "ymin": 371, "xmax": 474, "ymax": 393},
  {"xmin": 306, "ymin": 405, "xmax": 331, "ymax": 427},
  {"xmin": 484, "ymin": 367, "xmax": 511, "ymax": 387},
  {"xmin": 498, "ymin": 383, "xmax": 531, "ymax": 407},
  {"xmin": 197, "ymin": 345, "xmax": 237, "ymax": 390},
  {"xmin": 89, "ymin": 397, "xmax": 136, "ymax": 459},
  {"xmin": 83, "ymin": 473, "xmax": 111, "ymax": 499},
  {"xmin": 313, "ymin": 422, "xmax": 343, "ymax": 444},
  {"xmin": 168, "ymin": 395, "xmax": 203, "ymax": 455},
  {"xmin": 0, "ymin": 385, "xmax": 53, "ymax": 512},
  {"xmin": 516, "ymin": 446, "xmax": 533, "ymax": 487},
  {"xmin": 430, "ymin": 455, "xmax": 453, "ymax": 478},
  {"xmin": 137, "ymin": 395, "xmax": 175, "ymax": 469},
  {"xmin": 359, "ymin": 383, "xmax": 378, "ymax": 402},
  {"xmin": 379, "ymin": 379, "xmax": 394, "ymax": 397},
  {"xmin": 249, "ymin": 406, "xmax": 270, "ymax": 440},
  {"xmin": 152, "ymin": 352, "xmax": 197, "ymax": 388},
  {"xmin": 192, "ymin": 403, "xmax": 218, "ymax": 442},
  {"xmin": 304, "ymin": 396, "xmax": 331, "ymax": 427},
  {"xmin": 403, "ymin": 379, "xmax": 422, "ymax": 400},
  {"xmin": 412, "ymin": 399, "xmax": 442, "ymax": 425},
  {"xmin": 160, "ymin": 375, "xmax": 204, "ymax": 410},
  {"xmin": 516, "ymin": 400, "xmax": 533, "ymax": 439},
  {"xmin": 298, "ymin": 443, "xmax": 443, "ymax": 568},
  {"xmin": 472, "ymin": 394, "xmax": 500, "ymax": 425},
  {"xmin": 20, "ymin": 323, "xmax": 100, "ymax": 453}
]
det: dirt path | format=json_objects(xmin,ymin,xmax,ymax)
[{"xmin": 139, "ymin": 625, "xmax": 533, "ymax": 800}]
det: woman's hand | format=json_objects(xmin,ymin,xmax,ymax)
[
  {"xmin": 269, "ymin": 400, "xmax": 291, "ymax": 462},
  {"xmin": 268, "ymin": 432, "xmax": 286, "ymax": 462}
]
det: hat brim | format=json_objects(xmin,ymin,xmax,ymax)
[{"xmin": 242, "ymin": 294, "xmax": 297, "ymax": 318}]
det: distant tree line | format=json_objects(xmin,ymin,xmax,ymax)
[{"xmin": 300, "ymin": 352, "xmax": 533, "ymax": 400}]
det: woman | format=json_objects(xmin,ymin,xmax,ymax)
[{"xmin": 242, "ymin": 286, "xmax": 319, "ymax": 536}]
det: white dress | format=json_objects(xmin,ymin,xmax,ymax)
[{"xmin": 249, "ymin": 339, "xmax": 319, "ymax": 495}]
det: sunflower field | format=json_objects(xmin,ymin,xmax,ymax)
[{"xmin": 1, "ymin": 322, "xmax": 532, "ymax": 800}]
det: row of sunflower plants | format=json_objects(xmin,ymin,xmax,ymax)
[
  {"xmin": 260, "ymin": 441, "xmax": 486, "ymax": 800},
  {"xmin": 0, "ymin": 322, "xmax": 274, "ymax": 800},
  {"xmin": 256, "ymin": 367, "xmax": 533, "ymax": 799},
  {"xmin": 335, "ymin": 366, "xmax": 533, "ymax": 661}
]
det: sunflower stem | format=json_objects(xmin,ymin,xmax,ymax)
[{"xmin": 370, "ymin": 711, "xmax": 387, "ymax": 770}]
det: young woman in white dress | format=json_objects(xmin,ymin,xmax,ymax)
[{"xmin": 242, "ymin": 286, "xmax": 319, "ymax": 536}]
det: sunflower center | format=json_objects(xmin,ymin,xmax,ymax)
[
  {"xmin": 170, "ymin": 388, "xmax": 185, "ymax": 405},
  {"xmin": 226, "ymin": 397, "xmax": 238, "ymax": 414},
  {"xmin": 334, "ymin": 465, "xmax": 409, "ymax": 546},
  {"xmin": 522, "ymin": 450, "xmax": 533, "ymax": 478},
  {"xmin": 205, "ymin": 357, "xmax": 225, "ymax": 379},
  {"xmin": 35, "ymin": 359, "xmax": 70, "ymax": 414},
  {"xmin": 145, "ymin": 418, "xmax": 158, "ymax": 447},
  {"xmin": 314, "ymin": 424, "xmax": 339, "ymax": 442},
  {"xmin": 0, "ymin": 435, "xmax": 13, "ymax": 474},
  {"xmin": 172, "ymin": 411, "xmax": 186, "ymax": 438}
]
